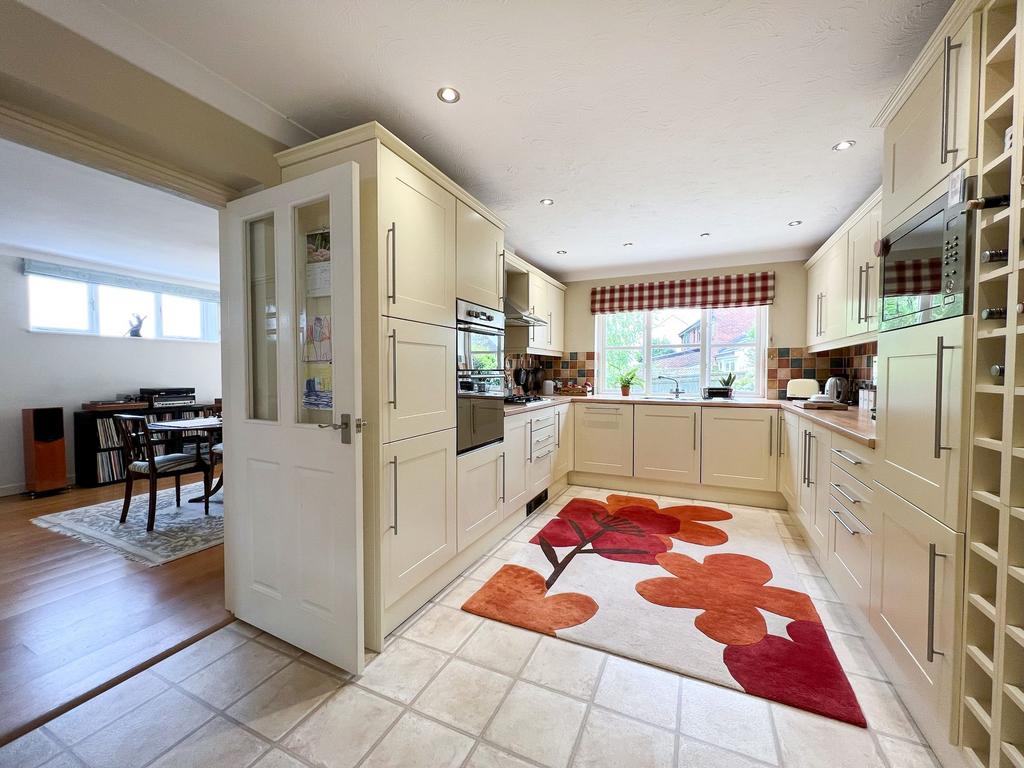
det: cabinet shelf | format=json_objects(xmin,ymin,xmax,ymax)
[
  {"xmin": 976, "ymin": 436, "xmax": 1005, "ymax": 452},
  {"xmin": 1008, "ymin": 624, "xmax": 1024, "ymax": 650},
  {"xmin": 970, "ymin": 593, "xmax": 999, "ymax": 623},
  {"xmin": 1012, "ymin": 506, "xmax": 1024, "ymax": 522},
  {"xmin": 1007, "ymin": 683, "xmax": 1024, "ymax": 714},
  {"xmin": 984, "ymin": 147, "xmax": 1014, "ymax": 174},
  {"xmin": 1004, "ymin": 743, "xmax": 1024, "ymax": 768},
  {"xmin": 985, "ymin": 88, "xmax": 1015, "ymax": 120},
  {"xmin": 963, "ymin": 746, "xmax": 989, "ymax": 768},
  {"xmin": 976, "ymin": 384, "xmax": 1007, "ymax": 395},
  {"xmin": 975, "ymin": 489, "xmax": 1003, "ymax": 509},
  {"xmin": 1012, "ymin": 447, "xmax": 1024, "ymax": 459},
  {"xmin": 980, "ymin": 263, "xmax": 1013, "ymax": 281},
  {"xmin": 971, "ymin": 540, "xmax": 1001, "ymax": 566},
  {"xmin": 978, "ymin": 326, "xmax": 1008, "ymax": 339},
  {"xmin": 965, "ymin": 694, "xmax": 994, "ymax": 730},
  {"xmin": 1010, "ymin": 564, "xmax": 1024, "ymax": 585},
  {"xmin": 987, "ymin": 27, "xmax": 1017, "ymax": 65}
]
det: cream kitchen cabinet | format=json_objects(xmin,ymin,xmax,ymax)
[
  {"xmin": 505, "ymin": 269, "xmax": 565, "ymax": 356},
  {"xmin": 633, "ymin": 404, "xmax": 701, "ymax": 483},
  {"xmin": 701, "ymin": 407, "xmax": 778, "ymax": 491},
  {"xmin": 553, "ymin": 402, "xmax": 574, "ymax": 479},
  {"xmin": 544, "ymin": 280, "xmax": 565, "ymax": 354},
  {"xmin": 779, "ymin": 408, "xmax": 801, "ymax": 507},
  {"xmin": 881, "ymin": 14, "xmax": 979, "ymax": 227},
  {"xmin": 846, "ymin": 203, "xmax": 881, "ymax": 336},
  {"xmin": 807, "ymin": 236, "xmax": 849, "ymax": 345},
  {"xmin": 456, "ymin": 199, "xmax": 504, "ymax": 311},
  {"xmin": 503, "ymin": 411, "xmax": 530, "ymax": 516},
  {"xmin": 875, "ymin": 316, "xmax": 972, "ymax": 531},
  {"xmin": 870, "ymin": 480, "xmax": 963, "ymax": 748},
  {"xmin": 528, "ymin": 409, "xmax": 556, "ymax": 496},
  {"xmin": 456, "ymin": 441, "xmax": 505, "ymax": 552},
  {"xmin": 381, "ymin": 317, "xmax": 456, "ymax": 444},
  {"xmin": 574, "ymin": 403, "xmax": 634, "ymax": 476},
  {"xmin": 378, "ymin": 146, "xmax": 457, "ymax": 327},
  {"xmin": 382, "ymin": 428, "xmax": 457, "ymax": 607},
  {"xmin": 825, "ymin": 463, "xmax": 877, "ymax": 617},
  {"xmin": 794, "ymin": 417, "xmax": 832, "ymax": 555}
]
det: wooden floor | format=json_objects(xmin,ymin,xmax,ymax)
[{"xmin": 0, "ymin": 475, "xmax": 230, "ymax": 746}]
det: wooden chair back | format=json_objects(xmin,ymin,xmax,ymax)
[{"xmin": 114, "ymin": 414, "xmax": 155, "ymax": 472}]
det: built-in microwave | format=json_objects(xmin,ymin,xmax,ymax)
[{"xmin": 877, "ymin": 176, "xmax": 976, "ymax": 332}]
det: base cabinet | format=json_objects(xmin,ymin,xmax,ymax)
[
  {"xmin": 503, "ymin": 412, "xmax": 530, "ymax": 516},
  {"xmin": 633, "ymin": 404, "xmax": 700, "ymax": 483},
  {"xmin": 701, "ymin": 408, "xmax": 778, "ymax": 491},
  {"xmin": 382, "ymin": 317, "xmax": 456, "ymax": 443},
  {"xmin": 382, "ymin": 429, "xmax": 457, "ymax": 607},
  {"xmin": 456, "ymin": 442, "xmax": 504, "ymax": 552},
  {"xmin": 528, "ymin": 410, "xmax": 556, "ymax": 496},
  {"xmin": 574, "ymin": 403, "xmax": 633, "ymax": 476},
  {"xmin": 779, "ymin": 409, "xmax": 801, "ymax": 507},
  {"xmin": 553, "ymin": 403, "xmax": 574, "ymax": 479}
]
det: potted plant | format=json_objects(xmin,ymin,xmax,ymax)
[
  {"xmin": 617, "ymin": 368, "xmax": 640, "ymax": 397},
  {"xmin": 703, "ymin": 372, "xmax": 736, "ymax": 399}
]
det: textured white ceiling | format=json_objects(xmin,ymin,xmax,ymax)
[
  {"xmin": 27, "ymin": 0, "xmax": 951, "ymax": 281},
  {"xmin": 0, "ymin": 138, "xmax": 219, "ymax": 284}
]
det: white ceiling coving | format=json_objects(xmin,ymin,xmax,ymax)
[
  {"xmin": 23, "ymin": 0, "xmax": 951, "ymax": 281},
  {"xmin": 0, "ymin": 138, "xmax": 219, "ymax": 284}
]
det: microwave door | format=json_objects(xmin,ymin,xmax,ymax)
[{"xmin": 880, "ymin": 208, "xmax": 947, "ymax": 329}]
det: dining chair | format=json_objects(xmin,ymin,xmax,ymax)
[{"xmin": 114, "ymin": 414, "xmax": 212, "ymax": 531}]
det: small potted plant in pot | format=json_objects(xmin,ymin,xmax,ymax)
[
  {"xmin": 703, "ymin": 372, "xmax": 736, "ymax": 399},
  {"xmin": 617, "ymin": 368, "xmax": 640, "ymax": 397}
]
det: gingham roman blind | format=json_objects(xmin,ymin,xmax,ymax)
[{"xmin": 590, "ymin": 271, "xmax": 775, "ymax": 314}]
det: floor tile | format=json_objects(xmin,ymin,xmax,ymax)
[
  {"xmin": 678, "ymin": 677, "xmax": 777, "ymax": 764},
  {"xmin": 180, "ymin": 640, "xmax": 292, "ymax": 709},
  {"xmin": 401, "ymin": 604, "xmax": 481, "ymax": 653},
  {"xmin": 593, "ymin": 655, "xmax": 679, "ymax": 729},
  {"xmin": 356, "ymin": 637, "xmax": 448, "ymax": 703},
  {"xmin": 228, "ymin": 620, "xmax": 262, "ymax": 638},
  {"xmin": 150, "ymin": 626, "xmax": 248, "ymax": 683},
  {"xmin": 800, "ymin": 574, "xmax": 839, "ymax": 601},
  {"xmin": 789, "ymin": 553, "xmax": 824, "ymax": 577},
  {"xmin": 73, "ymin": 688, "xmax": 213, "ymax": 768},
  {"xmin": 827, "ymin": 632, "xmax": 886, "ymax": 680},
  {"xmin": 876, "ymin": 735, "xmax": 940, "ymax": 767},
  {"xmin": 437, "ymin": 578, "xmax": 484, "ymax": 609},
  {"xmin": 812, "ymin": 599, "xmax": 861, "ymax": 635},
  {"xmin": 413, "ymin": 658, "xmax": 512, "ymax": 734},
  {"xmin": 772, "ymin": 704, "xmax": 884, "ymax": 768},
  {"xmin": 467, "ymin": 556, "xmax": 507, "ymax": 581},
  {"xmin": 521, "ymin": 636, "xmax": 605, "ymax": 698},
  {"xmin": 253, "ymin": 633, "xmax": 304, "ymax": 657},
  {"xmin": 458, "ymin": 620, "xmax": 540, "ymax": 675},
  {"xmin": 510, "ymin": 525, "xmax": 540, "ymax": 542},
  {"xmin": 148, "ymin": 716, "xmax": 267, "ymax": 768},
  {"xmin": 298, "ymin": 652, "xmax": 351, "ymax": 679},
  {"xmin": 572, "ymin": 708, "xmax": 674, "ymax": 768},
  {"xmin": 492, "ymin": 540, "xmax": 529, "ymax": 560},
  {"xmin": 362, "ymin": 712, "xmax": 473, "ymax": 768},
  {"xmin": 252, "ymin": 749, "xmax": 307, "ymax": 768},
  {"xmin": 466, "ymin": 743, "xmax": 535, "ymax": 768},
  {"xmin": 848, "ymin": 676, "xmax": 921, "ymax": 741},
  {"xmin": 227, "ymin": 661, "xmax": 341, "ymax": 740},
  {"xmin": 46, "ymin": 672, "xmax": 168, "ymax": 745},
  {"xmin": 283, "ymin": 685, "xmax": 401, "ymax": 768},
  {"xmin": 677, "ymin": 738, "xmax": 772, "ymax": 767},
  {"xmin": 39, "ymin": 754, "xmax": 85, "ymax": 768},
  {"xmin": 0, "ymin": 729, "xmax": 61, "ymax": 768},
  {"xmin": 485, "ymin": 681, "xmax": 587, "ymax": 768},
  {"xmin": 782, "ymin": 538, "xmax": 812, "ymax": 556}
]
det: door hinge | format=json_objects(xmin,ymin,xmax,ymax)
[{"xmin": 355, "ymin": 418, "xmax": 368, "ymax": 433}]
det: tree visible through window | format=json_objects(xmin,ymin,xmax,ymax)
[{"xmin": 598, "ymin": 306, "xmax": 766, "ymax": 395}]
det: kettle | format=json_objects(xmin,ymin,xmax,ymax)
[{"xmin": 824, "ymin": 376, "xmax": 849, "ymax": 402}]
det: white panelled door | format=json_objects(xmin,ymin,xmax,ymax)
[{"xmin": 220, "ymin": 162, "xmax": 364, "ymax": 673}]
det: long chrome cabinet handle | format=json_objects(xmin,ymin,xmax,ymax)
[
  {"xmin": 692, "ymin": 412, "xmax": 697, "ymax": 451},
  {"xmin": 389, "ymin": 456, "xmax": 399, "ymax": 535},
  {"xmin": 829, "ymin": 507, "xmax": 859, "ymax": 536},
  {"xmin": 806, "ymin": 433, "xmax": 816, "ymax": 485},
  {"xmin": 830, "ymin": 482, "xmax": 860, "ymax": 505},
  {"xmin": 499, "ymin": 452, "xmax": 506, "ymax": 503},
  {"xmin": 856, "ymin": 266, "xmax": 864, "ymax": 324},
  {"xmin": 499, "ymin": 249, "xmax": 506, "ymax": 305},
  {"xmin": 777, "ymin": 413, "xmax": 784, "ymax": 456},
  {"xmin": 769, "ymin": 415, "xmax": 773, "ymax": 457},
  {"xmin": 388, "ymin": 330, "xmax": 398, "ymax": 410},
  {"xmin": 528, "ymin": 419, "xmax": 534, "ymax": 463},
  {"xmin": 802, "ymin": 430, "xmax": 809, "ymax": 486},
  {"xmin": 863, "ymin": 263, "xmax": 875, "ymax": 320},
  {"xmin": 548, "ymin": 312, "xmax": 553, "ymax": 345},
  {"xmin": 386, "ymin": 222, "xmax": 397, "ymax": 303},
  {"xmin": 934, "ymin": 336, "xmax": 954, "ymax": 458},
  {"xmin": 927, "ymin": 543, "xmax": 948, "ymax": 662},
  {"xmin": 831, "ymin": 448, "xmax": 862, "ymax": 466},
  {"xmin": 940, "ymin": 36, "xmax": 961, "ymax": 164},
  {"xmin": 555, "ymin": 411, "xmax": 560, "ymax": 448}
]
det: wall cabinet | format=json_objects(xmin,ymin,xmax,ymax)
[
  {"xmin": 574, "ymin": 403, "xmax": 633, "ymax": 476},
  {"xmin": 807, "ymin": 237, "xmax": 849, "ymax": 345},
  {"xmin": 456, "ymin": 442, "xmax": 505, "ymax": 552},
  {"xmin": 881, "ymin": 14, "xmax": 978, "ymax": 227},
  {"xmin": 505, "ymin": 269, "xmax": 565, "ymax": 356},
  {"xmin": 455, "ymin": 199, "xmax": 504, "ymax": 311},
  {"xmin": 633, "ymin": 404, "xmax": 701, "ymax": 483},
  {"xmin": 846, "ymin": 203, "xmax": 881, "ymax": 336},
  {"xmin": 701, "ymin": 408, "xmax": 778, "ymax": 491},
  {"xmin": 553, "ymin": 403, "xmax": 574, "ymax": 479},
  {"xmin": 378, "ymin": 146, "xmax": 457, "ymax": 327},
  {"xmin": 875, "ymin": 316, "xmax": 971, "ymax": 532},
  {"xmin": 381, "ymin": 317, "xmax": 456, "ymax": 444},
  {"xmin": 503, "ymin": 412, "xmax": 530, "ymax": 516},
  {"xmin": 382, "ymin": 429, "xmax": 457, "ymax": 607}
]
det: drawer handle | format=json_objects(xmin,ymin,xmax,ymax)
[
  {"xmin": 830, "ymin": 448, "xmax": 862, "ymax": 466},
  {"xmin": 927, "ymin": 543, "xmax": 948, "ymax": 663},
  {"xmin": 584, "ymin": 406, "xmax": 620, "ymax": 412},
  {"xmin": 829, "ymin": 507, "xmax": 859, "ymax": 536},
  {"xmin": 535, "ymin": 448, "xmax": 554, "ymax": 460},
  {"xmin": 830, "ymin": 482, "xmax": 860, "ymax": 505}
]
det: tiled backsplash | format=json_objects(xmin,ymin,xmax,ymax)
[
  {"xmin": 766, "ymin": 341, "xmax": 877, "ymax": 400},
  {"xmin": 541, "ymin": 352, "xmax": 594, "ymax": 388}
]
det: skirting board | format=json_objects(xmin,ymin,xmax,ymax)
[{"xmin": 568, "ymin": 471, "xmax": 786, "ymax": 510}]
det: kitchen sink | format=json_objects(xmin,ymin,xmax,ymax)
[{"xmin": 639, "ymin": 395, "xmax": 700, "ymax": 401}]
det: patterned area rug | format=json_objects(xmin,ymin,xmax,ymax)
[
  {"xmin": 462, "ymin": 492, "xmax": 866, "ymax": 727},
  {"xmin": 32, "ymin": 482, "xmax": 223, "ymax": 566}
]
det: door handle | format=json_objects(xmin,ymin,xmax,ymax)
[
  {"xmin": 555, "ymin": 411, "xmax": 560, "ymax": 448},
  {"xmin": 863, "ymin": 264, "xmax": 875, "ymax": 320},
  {"xmin": 777, "ymin": 414, "xmax": 784, "ymax": 456},
  {"xmin": 940, "ymin": 35, "xmax": 961, "ymax": 165},
  {"xmin": 528, "ymin": 420, "xmax": 534, "ymax": 463},
  {"xmin": 548, "ymin": 312, "xmax": 553, "ymax": 345},
  {"xmin": 856, "ymin": 265, "xmax": 864, "ymax": 324},
  {"xmin": 499, "ymin": 452, "xmax": 506, "ymax": 503},
  {"xmin": 388, "ymin": 330, "xmax": 398, "ymax": 410},
  {"xmin": 386, "ymin": 222, "xmax": 397, "ymax": 303},
  {"xmin": 801, "ymin": 430, "xmax": 809, "ymax": 486},
  {"xmin": 831, "ymin": 448, "xmax": 863, "ymax": 465},
  {"xmin": 934, "ymin": 336, "xmax": 954, "ymax": 459},
  {"xmin": 830, "ymin": 482, "xmax": 861, "ymax": 505},
  {"xmin": 693, "ymin": 412, "xmax": 697, "ymax": 451},
  {"xmin": 806, "ymin": 433, "xmax": 816, "ymax": 485},
  {"xmin": 499, "ymin": 249, "xmax": 506, "ymax": 305},
  {"xmin": 927, "ymin": 543, "xmax": 948, "ymax": 662},
  {"xmin": 829, "ymin": 507, "xmax": 860, "ymax": 536},
  {"xmin": 389, "ymin": 456, "xmax": 399, "ymax": 535},
  {"xmin": 768, "ymin": 415, "xmax": 773, "ymax": 457}
]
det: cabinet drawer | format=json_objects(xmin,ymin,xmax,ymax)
[
  {"xmin": 828, "ymin": 431, "xmax": 874, "ymax": 489},
  {"xmin": 530, "ymin": 412, "xmax": 555, "ymax": 430},
  {"xmin": 829, "ymin": 463, "xmax": 878, "ymax": 532},
  {"xmin": 826, "ymin": 494, "xmax": 873, "ymax": 614},
  {"xmin": 531, "ymin": 425, "xmax": 555, "ymax": 448}
]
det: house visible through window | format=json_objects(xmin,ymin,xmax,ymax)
[{"xmin": 597, "ymin": 305, "xmax": 766, "ymax": 396}]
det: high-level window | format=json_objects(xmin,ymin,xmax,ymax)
[{"xmin": 596, "ymin": 305, "xmax": 766, "ymax": 396}]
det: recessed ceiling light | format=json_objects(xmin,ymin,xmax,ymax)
[
  {"xmin": 436, "ymin": 86, "xmax": 461, "ymax": 103},
  {"xmin": 623, "ymin": 242, "xmax": 633, "ymax": 247},
  {"xmin": 831, "ymin": 139, "xmax": 856, "ymax": 152},
  {"xmin": 539, "ymin": 198, "xmax": 554, "ymax": 206},
  {"xmin": 788, "ymin": 220, "xmax": 803, "ymax": 227},
  {"xmin": 556, "ymin": 250, "xmax": 567, "ymax": 254},
  {"xmin": 699, "ymin": 232, "xmax": 711, "ymax": 238}
]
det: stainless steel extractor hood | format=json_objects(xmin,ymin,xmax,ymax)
[{"xmin": 503, "ymin": 296, "xmax": 548, "ymax": 327}]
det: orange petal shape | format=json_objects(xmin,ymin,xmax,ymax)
[
  {"xmin": 659, "ymin": 505, "xmax": 732, "ymax": 546},
  {"xmin": 605, "ymin": 494, "xmax": 660, "ymax": 514},
  {"xmin": 462, "ymin": 564, "xmax": 599, "ymax": 636}
]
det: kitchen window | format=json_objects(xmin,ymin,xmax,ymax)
[{"xmin": 596, "ymin": 305, "xmax": 767, "ymax": 396}]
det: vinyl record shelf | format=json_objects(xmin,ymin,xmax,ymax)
[{"xmin": 965, "ymin": 0, "xmax": 1024, "ymax": 765}]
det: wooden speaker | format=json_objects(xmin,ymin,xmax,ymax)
[{"xmin": 23, "ymin": 407, "xmax": 67, "ymax": 495}]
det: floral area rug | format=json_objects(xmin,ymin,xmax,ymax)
[
  {"xmin": 32, "ymin": 482, "xmax": 223, "ymax": 566},
  {"xmin": 462, "ymin": 491, "xmax": 866, "ymax": 726}
]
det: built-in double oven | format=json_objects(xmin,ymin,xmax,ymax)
[{"xmin": 456, "ymin": 299, "xmax": 505, "ymax": 454}]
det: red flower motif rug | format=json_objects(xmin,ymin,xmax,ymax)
[{"xmin": 461, "ymin": 492, "xmax": 866, "ymax": 727}]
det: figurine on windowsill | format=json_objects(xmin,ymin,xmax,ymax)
[{"xmin": 126, "ymin": 314, "xmax": 146, "ymax": 337}]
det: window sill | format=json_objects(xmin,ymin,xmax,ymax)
[{"xmin": 27, "ymin": 327, "xmax": 218, "ymax": 344}]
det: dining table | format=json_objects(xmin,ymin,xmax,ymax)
[{"xmin": 146, "ymin": 416, "xmax": 224, "ymax": 503}]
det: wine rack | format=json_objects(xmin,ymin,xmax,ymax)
[{"xmin": 965, "ymin": 0, "xmax": 1024, "ymax": 765}]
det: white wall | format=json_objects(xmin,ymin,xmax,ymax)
[{"xmin": 0, "ymin": 248, "xmax": 222, "ymax": 495}]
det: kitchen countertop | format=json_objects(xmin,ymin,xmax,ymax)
[{"xmin": 503, "ymin": 394, "xmax": 877, "ymax": 448}]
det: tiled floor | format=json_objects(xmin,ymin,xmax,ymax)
[{"xmin": 0, "ymin": 486, "xmax": 943, "ymax": 768}]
